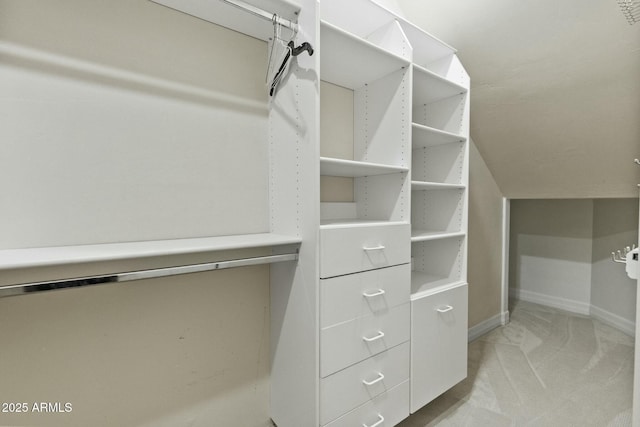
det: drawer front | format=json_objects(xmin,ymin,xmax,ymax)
[
  {"xmin": 410, "ymin": 283, "xmax": 468, "ymax": 413},
  {"xmin": 320, "ymin": 342, "xmax": 409, "ymax": 425},
  {"xmin": 320, "ymin": 223, "xmax": 410, "ymax": 278},
  {"xmin": 321, "ymin": 303, "xmax": 410, "ymax": 377},
  {"xmin": 323, "ymin": 380, "xmax": 410, "ymax": 427},
  {"xmin": 321, "ymin": 264, "xmax": 410, "ymax": 328}
]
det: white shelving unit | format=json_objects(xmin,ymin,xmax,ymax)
[{"xmin": 406, "ymin": 2, "xmax": 470, "ymax": 414}]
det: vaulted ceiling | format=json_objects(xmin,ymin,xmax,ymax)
[{"xmin": 394, "ymin": 0, "xmax": 640, "ymax": 199}]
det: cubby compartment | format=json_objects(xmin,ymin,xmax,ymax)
[
  {"xmin": 411, "ymin": 236, "xmax": 466, "ymax": 297},
  {"xmin": 320, "ymin": 21, "xmax": 411, "ymax": 226},
  {"xmin": 412, "ymin": 141, "xmax": 466, "ymax": 185},
  {"xmin": 411, "ymin": 188, "xmax": 465, "ymax": 240},
  {"xmin": 320, "ymin": 0, "xmax": 412, "ymax": 62}
]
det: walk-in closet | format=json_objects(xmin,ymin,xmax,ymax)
[{"xmin": 0, "ymin": 1, "xmax": 638, "ymax": 426}]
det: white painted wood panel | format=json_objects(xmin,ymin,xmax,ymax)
[
  {"xmin": 320, "ymin": 342, "xmax": 409, "ymax": 425},
  {"xmin": 320, "ymin": 264, "xmax": 410, "ymax": 328},
  {"xmin": 320, "ymin": 223, "xmax": 410, "ymax": 278},
  {"xmin": 320, "ymin": 302, "xmax": 410, "ymax": 377},
  {"xmin": 323, "ymin": 380, "xmax": 410, "ymax": 427}
]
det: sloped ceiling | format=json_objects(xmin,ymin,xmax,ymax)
[{"xmin": 395, "ymin": 0, "xmax": 640, "ymax": 199}]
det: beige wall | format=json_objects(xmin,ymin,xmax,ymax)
[
  {"xmin": 591, "ymin": 199, "xmax": 638, "ymax": 326},
  {"xmin": 509, "ymin": 198, "xmax": 639, "ymax": 332},
  {"xmin": 467, "ymin": 139, "xmax": 504, "ymax": 327}
]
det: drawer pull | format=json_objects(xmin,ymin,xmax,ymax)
[
  {"xmin": 363, "ymin": 289, "xmax": 386, "ymax": 298},
  {"xmin": 362, "ymin": 414, "xmax": 385, "ymax": 427},
  {"xmin": 362, "ymin": 245, "xmax": 386, "ymax": 251},
  {"xmin": 436, "ymin": 305, "xmax": 454, "ymax": 313},
  {"xmin": 362, "ymin": 331, "xmax": 385, "ymax": 342},
  {"xmin": 362, "ymin": 372, "xmax": 385, "ymax": 386}
]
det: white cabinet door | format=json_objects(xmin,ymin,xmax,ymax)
[{"xmin": 410, "ymin": 283, "xmax": 468, "ymax": 413}]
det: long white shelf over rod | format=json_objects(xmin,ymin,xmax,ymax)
[
  {"xmin": 320, "ymin": 20, "xmax": 410, "ymax": 89},
  {"xmin": 413, "ymin": 64, "xmax": 467, "ymax": 106},
  {"xmin": 320, "ymin": 157, "xmax": 408, "ymax": 177},
  {"xmin": 411, "ymin": 230, "xmax": 466, "ymax": 242},
  {"xmin": 0, "ymin": 233, "xmax": 302, "ymax": 270},
  {"xmin": 412, "ymin": 123, "xmax": 466, "ymax": 148},
  {"xmin": 150, "ymin": 0, "xmax": 301, "ymax": 42}
]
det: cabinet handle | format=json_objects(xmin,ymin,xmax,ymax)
[
  {"xmin": 436, "ymin": 305, "xmax": 453, "ymax": 313},
  {"xmin": 363, "ymin": 289, "xmax": 386, "ymax": 298},
  {"xmin": 362, "ymin": 414, "xmax": 385, "ymax": 427},
  {"xmin": 362, "ymin": 330, "xmax": 385, "ymax": 342},
  {"xmin": 363, "ymin": 245, "xmax": 385, "ymax": 251},
  {"xmin": 362, "ymin": 372, "xmax": 385, "ymax": 386}
]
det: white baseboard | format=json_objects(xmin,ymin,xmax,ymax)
[
  {"xmin": 510, "ymin": 288, "xmax": 591, "ymax": 315},
  {"xmin": 510, "ymin": 289, "xmax": 635, "ymax": 336},
  {"xmin": 468, "ymin": 312, "xmax": 508, "ymax": 342},
  {"xmin": 590, "ymin": 305, "xmax": 635, "ymax": 336}
]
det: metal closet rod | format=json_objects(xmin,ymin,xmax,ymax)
[
  {"xmin": 220, "ymin": 0, "xmax": 298, "ymax": 33},
  {"xmin": 0, "ymin": 252, "xmax": 298, "ymax": 297}
]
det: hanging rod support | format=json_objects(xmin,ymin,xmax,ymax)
[
  {"xmin": 220, "ymin": 0, "xmax": 298, "ymax": 33},
  {"xmin": 0, "ymin": 252, "xmax": 298, "ymax": 297}
]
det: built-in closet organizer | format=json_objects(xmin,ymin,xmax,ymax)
[
  {"xmin": 318, "ymin": 3, "xmax": 412, "ymax": 425},
  {"xmin": 405, "ymin": 22, "xmax": 470, "ymax": 413}
]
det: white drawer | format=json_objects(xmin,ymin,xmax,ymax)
[
  {"xmin": 321, "ymin": 264, "xmax": 410, "ymax": 328},
  {"xmin": 321, "ymin": 302, "xmax": 409, "ymax": 377},
  {"xmin": 320, "ymin": 223, "xmax": 410, "ymax": 278},
  {"xmin": 411, "ymin": 283, "xmax": 468, "ymax": 413},
  {"xmin": 320, "ymin": 342, "xmax": 409, "ymax": 425},
  {"xmin": 323, "ymin": 380, "xmax": 410, "ymax": 427}
]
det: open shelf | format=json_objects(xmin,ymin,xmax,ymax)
[
  {"xmin": 320, "ymin": 157, "xmax": 408, "ymax": 177},
  {"xmin": 0, "ymin": 233, "xmax": 302, "ymax": 270},
  {"xmin": 411, "ymin": 181, "xmax": 465, "ymax": 191},
  {"xmin": 411, "ymin": 230, "xmax": 465, "ymax": 243},
  {"xmin": 320, "ymin": 219, "xmax": 409, "ymax": 229},
  {"xmin": 410, "ymin": 270, "xmax": 466, "ymax": 299},
  {"xmin": 412, "ymin": 123, "xmax": 466, "ymax": 148},
  {"xmin": 320, "ymin": 20, "xmax": 410, "ymax": 90},
  {"xmin": 412, "ymin": 64, "xmax": 467, "ymax": 106}
]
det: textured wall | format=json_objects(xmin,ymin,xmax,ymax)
[
  {"xmin": 509, "ymin": 199, "xmax": 595, "ymax": 313},
  {"xmin": 467, "ymin": 140, "xmax": 504, "ymax": 327}
]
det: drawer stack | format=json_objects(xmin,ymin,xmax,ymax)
[{"xmin": 319, "ymin": 223, "xmax": 411, "ymax": 427}]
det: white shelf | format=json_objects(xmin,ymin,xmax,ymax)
[
  {"xmin": 410, "ymin": 271, "xmax": 466, "ymax": 300},
  {"xmin": 0, "ymin": 233, "xmax": 302, "ymax": 270},
  {"xmin": 412, "ymin": 123, "xmax": 466, "ymax": 148},
  {"xmin": 320, "ymin": 20, "xmax": 410, "ymax": 89},
  {"xmin": 320, "ymin": 219, "xmax": 409, "ymax": 229},
  {"xmin": 413, "ymin": 64, "xmax": 467, "ymax": 106},
  {"xmin": 411, "ymin": 230, "xmax": 465, "ymax": 243},
  {"xmin": 320, "ymin": 157, "xmax": 408, "ymax": 177},
  {"xmin": 396, "ymin": 18, "xmax": 456, "ymax": 67},
  {"xmin": 150, "ymin": 0, "xmax": 301, "ymax": 42},
  {"xmin": 411, "ymin": 181, "xmax": 465, "ymax": 191}
]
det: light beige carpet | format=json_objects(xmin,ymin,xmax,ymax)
[{"xmin": 400, "ymin": 300, "xmax": 634, "ymax": 427}]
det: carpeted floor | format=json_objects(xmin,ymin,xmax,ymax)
[{"xmin": 399, "ymin": 300, "xmax": 635, "ymax": 427}]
